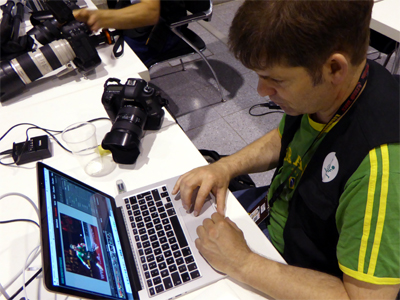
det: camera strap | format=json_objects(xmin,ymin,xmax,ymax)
[
  {"xmin": 264, "ymin": 62, "xmax": 370, "ymax": 224},
  {"xmin": 113, "ymin": 32, "xmax": 125, "ymax": 58}
]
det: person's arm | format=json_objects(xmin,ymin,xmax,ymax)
[
  {"xmin": 73, "ymin": 0, "xmax": 160, "ymax": 32},
  {"xmin": 196, "ymin": 213, "xmax": 400, "ymax": 300},
  {"xmin": 172, "ymin": 127, "xmax": 281, "ymax": 216}
]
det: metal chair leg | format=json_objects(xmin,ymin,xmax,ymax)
[{"xmin": 171, "ymin": 27, "xmax": 225, "ymax": 102}]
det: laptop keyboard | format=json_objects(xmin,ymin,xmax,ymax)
[{"xmin": 124, "ymin": 186, "xmax": 201, "ymax": 297}]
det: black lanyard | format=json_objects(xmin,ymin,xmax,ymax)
[{"xmin": 266, "ymin": 62, "xmax": 370, "ymax": 221}]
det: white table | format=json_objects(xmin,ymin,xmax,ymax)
[
  {"xmin": 371, "ymin": 0, "xmax": 400, "ymax": 73},
  {"xmin": 0, "ymin": 4, "xmax": 285, "ymax": 300}
]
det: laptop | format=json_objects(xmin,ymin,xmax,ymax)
[{"xmin": 37, "ymin": 162, "xmax": 225, "ymax": 300}]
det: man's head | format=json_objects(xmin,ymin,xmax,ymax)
[{"xmin": 229, "ymin": 0, "xmax": 373, "ymax": 85}]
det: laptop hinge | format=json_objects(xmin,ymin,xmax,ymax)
[{"xmin": 115, "ymin": 207, "xmax": 143, "ymax": 296}]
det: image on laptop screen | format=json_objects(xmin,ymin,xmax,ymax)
[{"xmin": 39, "ymin": 165, "xmax": 136, "ymax": 299}]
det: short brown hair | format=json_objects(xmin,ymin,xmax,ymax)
[{"xmin": 229, "ymin": 0, "xmax": 373, "ymax": 83}]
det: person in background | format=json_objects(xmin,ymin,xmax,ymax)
[
  {"xmin": 73, "ymin": 0, "xmax": 186, "ymax": 65},
  {"xmin": 172, "ymin": 0, "xmax": 400, "ymax": 299}
]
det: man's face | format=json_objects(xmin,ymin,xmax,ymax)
[{"xmin": 255, "ymin": 64, "xmax": 335, "ymax": 118}]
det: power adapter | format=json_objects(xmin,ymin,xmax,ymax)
[{"xmin": 12, "ymin": 135, "xmax": 52, "ymax": 165}]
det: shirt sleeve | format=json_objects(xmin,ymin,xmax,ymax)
[
  {"xmin": 336, "ymin": 143, "xmax": 400, "ymax": 285},
  {"xmin": 278, "ymin": 114, "xmax": 286, "ymax": 138}
]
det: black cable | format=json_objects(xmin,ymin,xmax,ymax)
[
  {"xmin": 0, "ymin": 218, "xmax": 40, "ymax": 228},
  {"xmin": 249, "ymin": 103, "xmax": 285, "ymax": 117},
  {"xmin": 8, "ymin": 268, "xmax": 42, "ymax": 300},
  {"xmin": 0, "ymin": 118, "xmax": 112, "ymax": 167}
]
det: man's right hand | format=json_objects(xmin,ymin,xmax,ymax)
[{"xmin": 172, "ymin": 160, "xmax": 233, "ymax": 217}]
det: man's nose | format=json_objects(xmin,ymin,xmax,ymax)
[{"xmin": 257, "ymin": 79, "xmax": 277, "ymax": 97}]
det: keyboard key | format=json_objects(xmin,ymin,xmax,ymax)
[
  {"xmin": 141, "ymin": 234, "xmax": 148, "ymax": 241},
  {"xmin": 143, "ymin": 263, "xmax": 148, "ymax": 271},
  {"xmin": 162, "ymin": 186, "xmax": 167, "ymax": 191},
  {"xmin": 182, "ymin": 247, "xmax": 191, "ymax": 257},
  {"xmin": 126, "ymin": 204, "xmax": 131, "ymax": 210},
  {"xmin": 150, "ymin": 206, "xmax": 157, "ymax": 212},
  {"xmin": 178, "ymin": 265, "xmax": 187, "ymax": 273},
  {"xmin": 142, "ymin": 210, "xmax": 150, "ymax": 217},
  {"xmin": 129, "ymin": 196, "xmax": 137, "ymax": 204},
  {"xmin": 164, "ymin": 250, "xmax": 172, "ymax": 258},
  {"xmin": 140, "ymin": 204, "xmax": 148, "ymax": 210},
  {"xmin": 156, "ymin": 201, "xmax": 163, "ymax": 207},
  {"xmin": 145, "ymin": 271, "xmax": 150, "ymax": 279},
  {"xmin": 166, "ymin": 197, "xmax": 171, "ymax": 202},
  {"xmin": 151, "ymin": 189, "xmax": 161, "ymax": 201},
  {"xmin": 150, "ymin": 235, "xmax": 157, "ymax": 242},
  {"xmin": 149, "ymin": 288, "xmax": 155, "ymax": 296},
  {"xmin": 147, "ymin": 279, "xmax": 153, "ymax": 287},
  {"xmin": 144, "ymin": 216, "xmax": 151, "ymax": 223},
  {"xmin": 165, "ymin": 203, "xmax": 173, "ymax": 209},
  {"xmin": 170, "ymin": 216, "xmax": 188, "ymax": 248},
  {"xmin": 136, "ymin": 242, "xmax": 142, "ymax": 249},
  {"xmin": 190, "ymin": 270, "xmax": 201, "ymax": 279},
  {"xmin": 145, "ymin": 248, "xmax": 153, "ymax": 255},
  {"xmin": 166, "ymin": 231, "xmax": 174, "ymax": 238},
  {"xmin": 181, "ymin": 272, "xmax": 191, "ymax": 282},
  {"xmin": 162, "ymin": 219, "xmax": 170, "ymax": 225},
  {"xmin": 188, "ymin": 263, "xmax": 197, "ymax": 272},
  {"xmin": 160, "ymin": 212, "xmax": 168, "ymax": 219},
  {"xmin": 151, "ymin": 269, "xmax": 159, "ymax": 277},
  {"xmin": 185, "ymin": 256, "xmax": 194, "ymax": 264},
  {"xmin": 135, "ymin": 236, "xmax": 140, "ymax": 242},
  {"xmin": 146, "ymin": 195, "xmax": 153, "ymax": 201},
  {"xmin": 148, "ymin": 228, "xmax": 155, "ymax": 235},
  {"xmin": 155, "ymin": 284, "xmax": 164, "ymax": 294},
  {"xmin": 128, "ymin": 210, "xmax": 133, "ymax": 216},
  {"xmin": 135, "ymin": 216, "xmax": 142, "ymax": 222},
  {"xmin": 137, "ymin": 222, "xmax": 144, "ymax": 228},
  {"xmin": 159, "ymin": 237, "xmax": 167, "ymax": 244},
  {"xmin": 173, "ymin": 250, "xmax": 182, "ymax": 258},
  {"xmin": 159, "ymin": 262, "xmax": 167, "ymax": 270},
  {"xmin": 153, "ymin": 277, "xmax": 162, "ymax": 285},
  {"xmin": 133, "ymin": 229, "xmax": 138, "ymax": 235},
  {"xmin": 156, "ymin": 255, "xmax": 164, "ymax": 263},
  {"xmin": 141, "ymin": 257, "xmax": 146, "ymax": 263},
  {"xmin": 125, "ymin": 198, "xmax": 129, "ymax": 204},
  {"xmin": 158, "ymin": 207, "xmax": 165, "ymax": 213},
  {"xmin": 149, "ymin": 262, "xmax": 157, "ymax": 270},
  {"xmin": 154, "ymin": 248, "xmax": 162, "ymax": 255},
  {"xmin": 168, "ymin": 237, "xmax": 177, "ymax": 244},
  {"xmin": 139, "ymin": 199, "xmax": 146, "ymax": 205},
  {"xmin": 147, "ymin": 254, "xmax": 154, "ymax": 262},
  {"xmin": 166, "ymin": 257, "xmax": 174, "ymax": 265},
  {"xmin": 171, "ymin": 244, "xmax": 179, "ymax": 251},
  {"xmin": 161, "ymin": 269, "xmax": 169, "ymax": 278},
  {"xmin": 153, "ymin": 218, "xmax": 161, "ymax": 225},
  {"xmin": 176, "ymin": 258, "xmax": 184, "ymax": 265},
  {"xmin": 130, "ymin": 216, "xmax": 134, "ymax": 222},
  {"xmin": 146, "ymin": 222, "xmax": 154, "ymax": 229},
  {"xmin": 139, "ymin": 228, "xmax": 146, "ymax": 235},
  {"xmin": 157, "ymin": 231, "xmax": 165, "ymax": 237},
  {"xmin": 169, "ymin": 264, "xmax": 177, "ymax": 273},
  {"xmin": 155, "ymin": 224, "xmax": 163, "ymax": 231},
  {"xmin": 171, "ymin": 272, "xmax": 182, "ymax": 286},
  {"xmin": 162, "ymin": 243, "xmax": 169, "ymax": 251},
  {"xmin": 152, "ymin": 241, "xmax": 160, "ymax": 248},
  {"xmin": 161, "ymin": 192, "xmax": 169, "ymax": 198},
  {"xmin": 164, "ymin": 224, "xmax": 172, "ymax": 231},
  {"xmin": 139, "ymin": 249, "xmax": 144, "ymax": 256},
  {"xmin": 151, "ymin": 212, "xmax": 158, "ymax": 218},
  {"xmin": 167, "ymin": 208, "xmax": 176, "ymax": 216},
  {"xmin": 143, "ymin": 241, "xmax": 150, "ymax": 248},
  {"xmin": 163, "ymin": 277, "xmax": 173, "ymax": 290},
  {"xmin": 148, "ymin": 201, "xmax": 155, "ymax": 207}
]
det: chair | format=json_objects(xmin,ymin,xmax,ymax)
[
  {"xmin": 369, "ymin": 29, "xmax": 399, "ymax": 68},
  {"xmin": 145, "ymin": 0, "xmax": 225, "ymax": 102}
]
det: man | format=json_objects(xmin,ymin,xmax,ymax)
[
  {"xmin": 172, "ymin": 1, "xmax": 400, "ymax": 299},
  {"xmin": 73, "ymin": 0, "xmax": 186, "ymax": 65}
]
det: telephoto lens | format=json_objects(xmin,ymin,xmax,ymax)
[{"xmin": 0, "ymin": 39, "xmax": 75, "ymax": 102}]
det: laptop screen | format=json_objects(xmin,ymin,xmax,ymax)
[{"xmin": 37, "ymin": 163, "xmax": 137, "ymax": 299}]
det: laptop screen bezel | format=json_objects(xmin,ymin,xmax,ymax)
[{"xmin": 37, "ymin": 162, "xmax": 140, "ymax": 300}]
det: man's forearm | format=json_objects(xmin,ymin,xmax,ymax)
[
  {"xmin": 219, "ymin": 127, "xmax": 281, "ymax": 179},
  {"xmin": 236, "ymin": 252, "xmax": 350, "ymax": 300}
]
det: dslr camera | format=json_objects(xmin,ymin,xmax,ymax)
[
  {"xmin": 0, "ymin": 0, "xmax": 115, "ymax": 102},
  {"xmin": 102, "ymin": 78, "xmax": 168, "ymax": 164}
]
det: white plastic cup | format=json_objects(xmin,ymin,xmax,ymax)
[{"xmin": 62, "ymin": 122, "xmax": 115, "ymax": 176}]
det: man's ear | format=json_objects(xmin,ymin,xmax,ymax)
[{"xmin": 324, "ymin": 53, "xmax": 349, "ymax": 85}]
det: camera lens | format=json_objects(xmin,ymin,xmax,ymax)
[
  {"xmin": 102, "ymin": 105, "xmax": 148, "ymax": 164},
  {"xmin": 0, "ymin": 39, "xmax": 76, "ymax": 102}
]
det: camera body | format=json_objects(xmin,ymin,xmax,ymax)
[{"xmin": 101, "ymin": 78, "xmax": 168, "ymax": 164}]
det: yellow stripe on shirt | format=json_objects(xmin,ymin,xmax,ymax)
[
  {"xmin": 358, "ymin": 149, "xmax": 378, "ymax": 273},
  {"xmin": 368, "ymin": 144, "xmax": 389, "ymax": 275}
]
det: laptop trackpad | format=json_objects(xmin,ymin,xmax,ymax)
[{"xmin": 178, "ymin": 200, "xmax": 216, "ymax": 243}]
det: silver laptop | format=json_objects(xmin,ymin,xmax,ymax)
[{"xmin": 37, "ymin": 162, "xmax": 225, "ymax": 300}]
